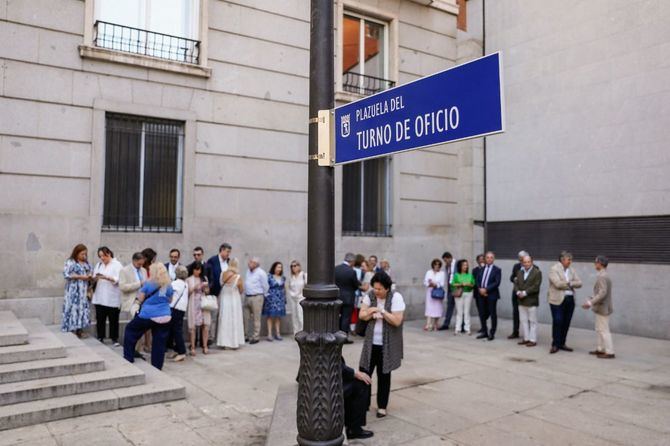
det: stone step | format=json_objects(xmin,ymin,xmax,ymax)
[
  {"xmin": 0, "ymin": 360, "xmax": 145, "ymax": 406},
  {"xmin": 0, "ymin": 330, "xmax": 186, "ymax": 431},
  {"xmin": 0, "ymin": 319, "xmax": 66, "ymax": 365},
  {"xmin": 0, "ymin": 311, "xmax": 29, "ymax": 347},
  {"xmin": 0, "ymin": 348, "xmax": 105, "ymax": 385}
]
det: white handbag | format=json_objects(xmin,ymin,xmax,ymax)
[{"xmin": 201, "ymin": 294, "xmax": 219, "ymax": 312}]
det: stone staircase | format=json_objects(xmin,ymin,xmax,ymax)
[{"xmin": 0, "ymin": 311, "xmax": 185, "ymax": 431}]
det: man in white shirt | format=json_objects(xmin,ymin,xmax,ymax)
[
  {"xmin": 164, "ymin": 248, "xmax": 181, "ymax": 281},
  {"xmin": 244, "ymin": 257, "xmax": 269, "ymax": 344}
]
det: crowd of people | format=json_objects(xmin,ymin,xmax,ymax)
[
  {"xmin": 60, "ymin": 243, "xmax": 310, "ymax": 369},
  {"xmin": 61, "ymin": 244, "xmax": 613, "ymax": 441},
  {"xmin": 421, "ymin": 250, "xmax": 615, "ymax": 358}
]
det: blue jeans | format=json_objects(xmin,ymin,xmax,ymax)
[
  {"xmin": 550, "ymin": 295, "xmax": 575, "ymax": 348},
  {"xmin": 123, "ymin": 316, "xmax": 170, "ymax": 370}
]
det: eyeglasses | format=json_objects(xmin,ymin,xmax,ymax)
[{"xmin": 291, "ymin": 264, "xmax": 299, "ymax": 267}]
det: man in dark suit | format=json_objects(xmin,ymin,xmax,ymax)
[
  {"xmin": 164, "ymin": 248, "xmax": 182, "ymax": 281},
  {"xmin": 508, "ymin": 250, "xmax": 528, "ymax": 339},
  {"xmin": 205, "ymin": 243, "xmax": 231, "ymax": 298},
  {"xmin": 476, "ymin": 251, "xmax": 502, "ymax": 341},
  {"xmin": 472, "ymin": 254, "xmax": 486, "ymax": 335},
  {"xmin": 342, "ymin": 358, "xmax": 373, "ymax": 440},
  {"xmin": 335, "ymin": 252, "xmax": 360, "ymax": 344},
  {"xmin": 437, "ymin": 251, "xmax": 456, "ymax": 331}
]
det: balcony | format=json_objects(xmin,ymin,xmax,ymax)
[
  {"xmin": 342, "ymin": 71, "xmax": 396, "ymax": 96},
  {"xmin": 93, "ymin": 20, "xmax": 200, "ymax": 65}
]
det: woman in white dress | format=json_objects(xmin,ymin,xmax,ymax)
[
  {"xmin": 287, "ymin": 260, "xmax": 307, "ymax": 334},
  {"xmin": 217, "ymin": 258, "xmax": 245, "ymax": 349}
]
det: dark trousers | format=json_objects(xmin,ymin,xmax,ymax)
[
  {"xmin": 511, "ymin": 293, "xmax": 520, "ymax": 335},
  {"xmin": 168, "ymin": 308, "xmax": 186, "ymax": 355},
  {"xmin": 481, "ymin": 297, "xmax": 498, "ymax": 336},
  {"xmin": 440, "ymin": 292, "xmax": 455, "ymax": 328},
  {"xmin": 123, "ymin": 316, "xmax": 170, "ymax": 370},
  {"xmin": 95, "ymin": 304, "xmax": 120, "ymax": 342},
  {"xmin": 344, "ymin": 378, "xmax": 370, "ymax": 431},
  {"xmin": 340, "ymin": 303, "xmax": 354, "ymax": 334},
  {"xmin": 550, "ymin": 295, "xmax": 575, "ymax": 348},
  {"xmin": 475, "ymin": 295, "xmax": 486, "ymax": 332},
  {"xmin": 360, "ymin": 345, "xmax": 391, "ymax": 410}
]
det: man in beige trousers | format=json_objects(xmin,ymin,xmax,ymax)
[{"xmin": 582, "ymin": 255, "xmax": 615, "ymax": 359}]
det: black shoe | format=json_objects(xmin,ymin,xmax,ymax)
[
  {"xmin": 133, "ymin": 351, "xmax": 145, "ymax": 360},
  {"xmin": 488, "ymin": 335, "xmax": 495, "ymax": 341},
  {"xmin": 437, "ymin": 325, "xmax": 449, "ymax": 331},
  {"xmin": 347, "ymin": 429, "xmax": 374, "ymax": 440},
  {"xmin": 476, "ymin": 333, "xmax": 488, "ymax": 339},
  {"xmin": 507, "ymin": 333, "xmax": 519, "ymax": 339},
  {"xmin": 343, "ymin": 339, "xmax": 354, "ymax": 345},
  {"xmin": 249, "ymin": 339, "xmax": 259, "ymax": 345}
]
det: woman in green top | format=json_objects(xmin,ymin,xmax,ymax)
[{"xmin": 451, "ymin": 259, "xmax": 475, "ymax": 334}]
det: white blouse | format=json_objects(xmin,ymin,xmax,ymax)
[
  {"xmin": 288, "ymin": 272, "xmax": 307, "ymax": 299},
  {"xmin": 362, "ymin": 292, "xmax": 406, "ymax": 346},
  {"xmin": 92, "ymin": 259, "xmax": 123, "ymax": 308},
  {"xmin": 423, "ymin": 269, "xmax": 446, "ymax": 289}
]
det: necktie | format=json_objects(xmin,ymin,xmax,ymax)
[{"xmin": 482, "ymin": 266, "xmax": 491, "ymax": 288}]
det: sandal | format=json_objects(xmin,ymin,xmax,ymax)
[
  {"xmin": 202, "ymin": 347, "xmax": 209, "ymax": 355},
  {"xmin": 190, "ymin": 348, "xmax": 196, "ymax": 357}
]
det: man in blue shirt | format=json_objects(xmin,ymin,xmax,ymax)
[{"xmin": 244, "ymin": 257, "xmax": 269, "ymax": 344}]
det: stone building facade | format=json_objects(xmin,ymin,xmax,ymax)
[
  {"xmin": 482, "ymin": 0, "xmax": 670, "ymax": 340},
  {"xmin": 0, "ymin": 0, "xmax": 479, "ymax": 323}
]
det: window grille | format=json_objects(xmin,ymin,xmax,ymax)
[
  {"xmin": 342, "ymin": 157, "xmax": 392, "ymax": 237},
  {"xmin": 103, "ymin": 113, "xmax": 184, "ymax": 232}
]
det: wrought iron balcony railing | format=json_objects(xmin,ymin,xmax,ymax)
[
  {"xmin": 343, "ymin": 71, "xmax": 395, "ymax": 96},
  {"xmin": 93, "ymin": 20, "xmax": 200, "ymax": 65}
]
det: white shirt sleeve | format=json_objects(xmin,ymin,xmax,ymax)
[
  {"xmin": 423, "ymin": 270, "xmax": 433, "ymax": 287},
  {"xmin": 391, "ymin": 292, "xmax": 406, "ymax": 312}
]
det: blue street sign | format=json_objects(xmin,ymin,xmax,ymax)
[{"xmin": 332, "ymin": 52, "xmax": 504, "ymax": 165}]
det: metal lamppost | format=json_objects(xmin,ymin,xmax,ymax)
[{"xmin": 295, "ymin": 1, "xmax": 346, "ymax": 445}]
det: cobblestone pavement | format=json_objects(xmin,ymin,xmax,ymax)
[{"xmin": 2, "ymin": 318, "xmax": 669, "ymax": 445}]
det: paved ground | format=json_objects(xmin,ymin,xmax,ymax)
[{"xmin": 2, "ymin": 318, "xmax": 669, "ymax": 446}]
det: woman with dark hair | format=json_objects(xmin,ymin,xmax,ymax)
[
  {"xmin": 186, "ymin": 261, "xmax": 210, "ymax": 355},
  {"xmin": 92, "ymin": 246, "xmax": 123, "ymax": 346},
  {"xmin": 141, "ymin": 248, "xmax": 157, "ymax": 276},
  {"xmin": 358, "ymin": 271, "xmax": 405, "ymax": 418},
  {"xmin": 62, "ymin": 244, "xmax": 93, "ymax": 337},
  {"xmin": 423, "ymin": 258, "xmax": 445, "ymax": 331},
  {"xmin": 263, "ymin": 261, "xmax": 286, "ymax": 341},
  {"xmin": 452, "ymin": 259, "xmax": 475, "ymax": 335}
]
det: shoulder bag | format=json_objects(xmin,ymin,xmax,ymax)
[{"xmin": 201, "ymin": 294, "xmax": 219, "ymax": 312}]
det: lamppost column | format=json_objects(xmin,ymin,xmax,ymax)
[{"xmin": 295, "ymin": 0, "xmax": 345, "ymax": 445}]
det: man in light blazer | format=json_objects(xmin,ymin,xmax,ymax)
[
  {"xmin": 582, "ymin": 255, "xmax": 614, "ymax": 359},
  {"xmin": 547, "ymin": 251, "xmax": 583, "ymax": 354},
  {"xmin": 513, "ymin": 255, "xmax": 542, "ymax": 347},
  {"xmin": 119, "ymin": 252, "xmax": 146, "ymax": 314}
]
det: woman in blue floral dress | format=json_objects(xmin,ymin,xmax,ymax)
[
  {"xmin": 62, "ymin": 244, "xmax": 92, "ymax": 337},
  {"xmin": 263, "ymin": 262, "xmax": 286, "ymax": 341}
]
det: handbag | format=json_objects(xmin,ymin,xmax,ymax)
[
  {"xmin": 201, "ymin": 294, "xmax": 219, "ymax": 312},
  {"xmin": 431, "ymin": 286, "xmax": 446, "ymax": 300},
  {"xmin": 452, "ymin": 286, "xmax": 463, "ymax": 298}
]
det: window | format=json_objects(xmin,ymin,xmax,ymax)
[
  {"xmin": 103, "ymin": 114, "xmax": 184, "ymax": 232},
  {"xmin": 93, "ymin": 0, "xmax": 200, "ymax": 64},
  {"xmin": 342, "ymin": 157, "xmax": 392, "ymax": 236},
  {"xmin": 342, "ymin": 13, "xmax": 394, "ymax": 95}
]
